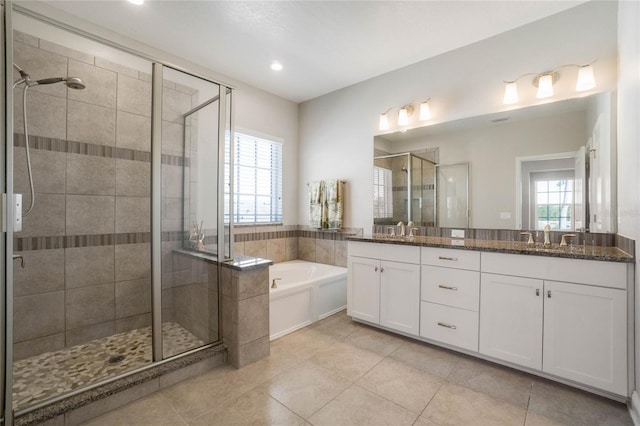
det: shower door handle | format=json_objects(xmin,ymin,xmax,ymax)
[{"xmin": 1, "ymin": 193, "xmax": 22, "ymax": 232}]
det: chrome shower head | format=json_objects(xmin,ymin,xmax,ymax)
[
  {"xmin": 33, "ymin": 76, "xmax": 86, "ymax": 90},
  {"xmin": 65, "ymin": 77, "xmax": 86, "ymax": 90}
]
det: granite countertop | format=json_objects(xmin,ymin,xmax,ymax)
[
  {"xmin": 173, "ymin": 249, "xmax": 272, "ymax": 271},
  {"xmin": 347, "ymin": 235, "xmax": 634, "ymax": 263}
]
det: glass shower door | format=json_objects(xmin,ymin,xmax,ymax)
[{"xmin": 159, "ymin": 66, "xmax": 225, "ymax": 359}]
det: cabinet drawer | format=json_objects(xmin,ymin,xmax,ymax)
[
  {"xmin": 481, "ymin": 252, "xmax": 627, "ymax": 289},
  {"xmin": 420, "ymin": 301, "xmax": 478, "ymax": 352},
  {"xmin": 349, "ymin": 241, "xmax": 420, "ymax": 264},
  {"xmin": 421, "ymin": 247, "xmax": 480, "ymax": 271},
  {"xmin": 421, "ymin": 266, "xmax": 479, "ymax": 310}
]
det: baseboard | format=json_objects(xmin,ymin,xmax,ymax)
[{"xmin": 629, "ymin": 390, "xmax": 640, "ymax": 425}]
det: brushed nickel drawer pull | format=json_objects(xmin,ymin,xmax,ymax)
[
  {"xmin": 438, "ymin": 256, "xmax": 458, "ymax": 261},
  {"xmin": 438, "ymin": 284, "xmax": 458, "ymax": 291},
  {"xmin": 437, "ymin": 321, "xmax": 457, "ymax": 329}
]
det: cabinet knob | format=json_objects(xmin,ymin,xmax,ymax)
[
  {"xmin": 536, "ymin": 289, "xmax": 540, "ymax": 296},
  {"xmin": 380, "ymin": 267, "xmax": 384, "ymax": 273},
  {"xmin": 374, "ymin": 266, "xmax": 378, "ymax": 272},
  {"xmin": 547, "ymin": 290, "xmax": 551, "ymax": 298}
]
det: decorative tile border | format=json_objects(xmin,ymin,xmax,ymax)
[
  {"xmin": 14, "ymin": 133, "xmax": 189, "ymax": 166},
  {"xmin": 233, "ymin": 226, "xmax": 362, "ymax": 242}
]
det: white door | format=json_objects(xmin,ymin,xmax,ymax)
[
  {"xmin": 543, "ymin": 280, "xmax": 627, "ymax": 395},
  {"xmin": 479, "ymin": 273, "xmax": 543, "ymax": 369},
  {"xmin": 379, "ymin": 260, "xmax": 421, "ymax": 335},
  {"xmin": 347, "ymin": 256, "xmax": 380, "ymax": 323}
]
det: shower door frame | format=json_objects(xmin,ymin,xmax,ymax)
[{"xmin": 2, "ymin": 3, "xmax": 235, "ymax": 423}]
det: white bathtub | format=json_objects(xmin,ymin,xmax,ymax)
[{"xmin": 269, "ymin": 260, "xmax": 347, "ymax": 340}]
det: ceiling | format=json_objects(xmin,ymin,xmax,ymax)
[{"xmin": 35, "ymin": 0, "xmax": 586, "ymax": 103}]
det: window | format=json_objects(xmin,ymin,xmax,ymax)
[
  {"xmin": 373, "ymin": 166, "xmax": 393, "ymax": 219},
  {"xmin": 531, "ymin": 170, "xmax": 574, "ymax": 231},
  {"xmin": 225, "ymin": 132, "xmax": 283, "ymax": 224}
]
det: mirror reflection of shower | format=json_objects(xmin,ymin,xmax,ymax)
[{"xmin": 12, "ymin": 63, "xmax": 86, "ymax": 216}]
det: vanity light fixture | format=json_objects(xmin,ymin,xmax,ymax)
[
  {"xmin": 576, "ymin": 64, "xmax": 596, "ymax": 91},
  {"xmin": 502, "ymin": 61, "xmax": 596, "ymax": 105},
  {"xmin": 378, "ymin": 98, "xmax": 431, "ymax": 131}
]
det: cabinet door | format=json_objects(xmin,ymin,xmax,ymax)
[
  {"xmin": 543, "ymin": 280, "xmax": 627, "ymax": 395},
  {"xmin": 347, "ymin": 256, "xmax": 380, "ymax": 323},
  {"xmin": 479, "ymin": 273, "xmax": 543, "ymax": 370},
  {"xmin": 380, "ymin": 260, "xmax": 421, "ymax": 336}
]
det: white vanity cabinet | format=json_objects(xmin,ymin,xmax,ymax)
[
  {"xmin": 420, "ymin": 247, "xmax": 481, "ymax": 351},
  {"xmin": 480, "ymin": 252, "xmax": 629, "ymax": 396},
  {"xmin": 479, "ymin": 273, "xmax": 543, "ymax": 370},
  {"xmin": 347, "ymin": 242, "xmax": 420, "ymax": 336}
]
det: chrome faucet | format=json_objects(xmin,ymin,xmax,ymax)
[
  {"xmin": 397, "ymin": 221, "xmax": 406, "ymax": 237},
  {"xmin": 520, "ymin": 232, "xmax": 535, "ymax": 245},
  {"xmin": 271, "ymin": 278, "xmax": 282, "ymax": 289},
  {"xmin": 543, "ymin": 224, "xmax": 552, "ymax": 246},
  {"xmin": 560, "ymin": 234, "xmax": 576, "ymax": 246}
]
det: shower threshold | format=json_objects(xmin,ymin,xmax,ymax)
[{"xmin": 13, "ymin": 322, "xmax": 204, "ymax": 411}]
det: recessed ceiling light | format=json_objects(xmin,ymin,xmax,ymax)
[
  {"xmin": 128, "ymin": 0, "xmax": 144, "ymax": 5},
  {"xmin": 270, "ymin": 62, "xmax": 283, "ymax": 71}
]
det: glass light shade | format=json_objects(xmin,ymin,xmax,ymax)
[
  {"xmin": 379, "ymin": 113, "xmax": 389, "ymax": 131},
  {"xmin": 576, "ymin": 65, "xmax": 595, "ymax": 91},
  {"xmin": 398, "ymin": 108, "xmax": 409, "ymax": 126},
  {"xmin": 419, "ymin": 102, "xmax": 431, "ymax": 120},
  {"xmin": 536, "ymin": 74, "xmax": 554, "ymax": 98},
  {"xmin": 503, "ymin": 82, "xmax": 518, "ymax": 104}
]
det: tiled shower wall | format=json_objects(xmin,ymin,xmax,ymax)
[{"xmin": 11, "ymin": 30, "xmax": 204, "ymax": 360}]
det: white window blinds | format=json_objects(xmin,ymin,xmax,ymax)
[
  {"xmin": 225, "ymin": 132, "xmax": 283, "ymax": 224},
  {"xmin": 373, "ymin": 166, "xmax": 393, "ymax": 219}
]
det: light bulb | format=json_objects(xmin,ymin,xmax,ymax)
[
  {"xmin": 419, "ymin": 102, "xmax": 431, "ymax": 121},
  {"xmin": 270, "ymin": 61, "xmax": 283, "ymax": 71},
  {"xmin": 127, "ymin": 0, "xmax": 144, "ymax": 5},
  {"xmin": 503, "ymin": 82, "xmax": 518, "ymax": 104},
  {"xmin": 536, "ymin": 74, "xmax": 554, "ymax": 99},
  {"xmin": 379, "ymin": 114, "xmax": 389, "ymax": 131},
  {"xmin": 576, "ymin": 65, "xmax": 595, "ymax": 91},
  {"xmin": 398, "ymin": 108, "xmax": 409, "ymax": 126}
]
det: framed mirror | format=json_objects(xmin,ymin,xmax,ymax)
[{"xmin": 373, "ymin": 91, "xmax": 616, "ymax": 233}]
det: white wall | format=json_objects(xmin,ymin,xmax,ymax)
[
  {"xmin": 17, "ymin": 2, "xmax": 300, "ymax": 225},
  {"xmin": 616, "ymin": 0, "xmax": 640, "ymax": 393},
  {"xmin": 299, "ymin": 1, "xmax": 618, "ymax": 233}
]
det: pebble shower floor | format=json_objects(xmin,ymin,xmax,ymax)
[{"xmin": 12, "ymin": 322, "xmax": 203, "ymax": 410}]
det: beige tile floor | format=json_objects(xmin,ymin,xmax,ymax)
[{"xmin": 82, "ymin": 312, "xmax": 633, "ymax": 426}]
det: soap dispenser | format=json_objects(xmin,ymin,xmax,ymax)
[{"xmin": 543, "ymin": 224, "xmax": 551, "ymax": 246}]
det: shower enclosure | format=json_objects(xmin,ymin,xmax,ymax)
[
  {"xmin": 1, "ymin": 4, "xmax": 233, "ymax": 423},
  {"xmin": 374, "ymin": 153, "xmax": 436, "ymax": 227}
]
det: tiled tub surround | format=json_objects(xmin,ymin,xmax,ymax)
[{"xmin": 233, "ymin": 225, "xmax": 363, "ymax": 267}]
